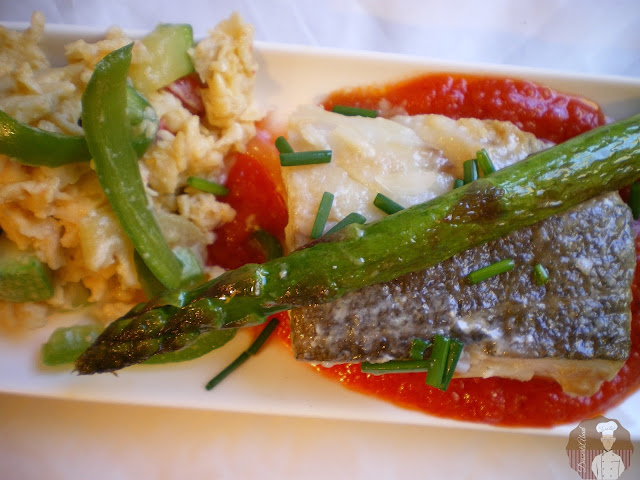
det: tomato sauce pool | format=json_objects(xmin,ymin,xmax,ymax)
[{"xmin": 210, "ymin": 73, "xmax": 640, "ymax": 428}]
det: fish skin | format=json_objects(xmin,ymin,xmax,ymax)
[{"xmin": 289, "ymin": 192, "xmax": 635, "ymax": 365}]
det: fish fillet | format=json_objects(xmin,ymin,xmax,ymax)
[{"xmin": 283, "ymin": 107, "xmax": 634, "ymax": 396}]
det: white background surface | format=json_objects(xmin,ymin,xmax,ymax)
[{"xmin": 1, "ymin": 1, "xmax": 640, "ymax": 479}]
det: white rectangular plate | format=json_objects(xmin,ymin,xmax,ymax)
[{"xmin": 1, "ymin": 23, "xmax": 640, "ymax": 439}]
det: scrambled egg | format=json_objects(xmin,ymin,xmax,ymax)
[{"xmin": 0, "ymin": 12, "xmax": 262, "ymax": 328}]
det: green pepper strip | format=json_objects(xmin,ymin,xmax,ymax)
[
  {"xmin": 0, "ymin": 110, "xmax": 91, "ymax": 166},
  {"xmin": 0, "ymin": 85, "xmax": 156, "ymax": 167},
  {"xmin": 81, "ymin": 43, "xmax": 184, "ymax": 289}
]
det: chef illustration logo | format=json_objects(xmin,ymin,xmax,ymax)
[{"xmin": 566, "ymin": 416, "xmax": 635, "ymax": 479}]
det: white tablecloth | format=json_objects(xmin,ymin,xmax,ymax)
[{"xmin": 1, "ymin": 1, "xmax": 639, "ymax": 479}]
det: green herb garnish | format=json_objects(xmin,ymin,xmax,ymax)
[
  {"xmin": 310, "ymin": 192, "xmax": 334, "ymax": 239},
  {"xmin": 467, "ymin": 258, "xmax": 515, "ymax": 285},
  {"xmin": 275, "ymin": 136, "xmax": 294, "ymax": 154},
  {"xmin": 409, "ymin": 338, "xmax": 431, "ymax": 360},
  {"xmin": 476, "ymin": 148, "xmax": 496, "ymax": 175},
  {"xmin": 280, "ymin": 150, "xmax": 332, "ymax": 166},
  {"xmin": 324, "ymin": 212, "xmax": 366, "ymax": 235},
  {"xmin": 205, "ymin": 317, "xmax": 279, "ymax": 390},
  {"xmin": 463, "ymin": 158, "xmax": 478, "ymax": 184},
  {"xmin": 533, "ymin": 263, "xmax": 550, "ymax": 286},
  {"xmin": 373, "ymin": 193, "xmax": 404, "ymax": 215},
  {"xmin": 186, "ymin": 176, "xmax": 229, "ymax": 196},
  {"xmin": 331, "ymin": 105, "xmax": 378, "ymax": 118}
]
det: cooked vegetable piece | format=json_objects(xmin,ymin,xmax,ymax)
[
  {"xmin": 41, "ymin": 323, "xmax": 236, "ymax": 366},
  {"xmin": 81, "ymin": 43, "xmax": 185, "ymax": 289},
  {"xmin": 134, "ymin": 250, "xmax": 166, "ymax": 298},
  {"xmin": 453, "ymin": 178, "xmax": 465, "ymax": 189},
  {"xmin": 41, "ymin": 325, "xmax": 103, "ymax": 366},
  {"xmin": 74, "ymin": 113, "xmax": 640, "ymax": 374},
  {"xmin": 134, "ymin": 246, "xmax": 205, "ymax": 297},
  {"xmin": 0, "ymin": 236, "xmax": 54, "ymax": 302},
  {"xmin": 126, "ymin": 84, "xmax": 159, "ymax": 157},
  {"xmin": 142, "ymin": 328, "xmax": 236, "ymax": 365},
  {"xmin": 129, "ymin": 24, "xmax": 195, "ymax": 94},
  {"xmin": 0, "ymin": 84, "xmax": 156, "ymax": 167},
  {"xmin": 0, "ymin": 110, "xmax": 90, "ymax": 166},
  {"xmin": 172, "ymin": 247, "xmax": 206, "ymax": 287}
]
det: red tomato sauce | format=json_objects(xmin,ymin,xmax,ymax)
[
  {"xmin": 211, "ymin": 73, "xmax": 639, "ymax": 428},
  {"xmin": 207, "ymin": 129, "xmax": 288, "ymax": 270},
  {"xmin": 322, "ymin": 73, "xmax": 605, "ymax": 144}
]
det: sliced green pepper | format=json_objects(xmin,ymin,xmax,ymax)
[
  {"xmin": 0, "ymin": 110, "xmax": 91, "ymax": 167},
  {"xmin": 41, "ymin": 325, "xmax": 103, "ymax": 366},
  {"xmin": 0, "ymin": 85, "xmax": 157, "ymax": 167},
  {"xmin": 126, "ymin": 84, "xmax": 159, "ymax": 157},
  {"xmin": 81, "ymin": 43, "xmax": 184, "ymax": 289}
]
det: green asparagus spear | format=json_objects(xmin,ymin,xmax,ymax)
[{"xmin": 75, "ymin": 113, "xmax": 640, "ymax": 374}]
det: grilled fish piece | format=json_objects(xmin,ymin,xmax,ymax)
[{"xmin": 289, "ymin": 192, "xmax": 635, "ymax": 396}]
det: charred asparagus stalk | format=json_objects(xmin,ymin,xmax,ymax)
[{"xmin": 75, "ymin": 113, "xmax": 640, "ymax": 374}]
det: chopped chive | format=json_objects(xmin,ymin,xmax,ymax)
[
  {"xmin": 629, "ymin": 181, "xmax": 640, "ymax": 219},
  {"xmin": 275, "ymin": 136, "xmax": 294, "ymax": 154},
  {"xmin": 425, "ymin": 334, "xmax": 449, "ymax": 388},
  {"xmin": 440, "ymin": 339, "xmax": 463, "ymax": 391},
  {"xmin": 463, "ymin": 158, "xmax": 478, "ymax": 184},
  {"xmin": 280, "ymin": 150, "xmax": 332, "ymax": 167},
  {"xmin": 310, "ymin": 192, "xmax": 334, "ymax": 239},
  {"xmin": 467, "ymin": 258, "xmax": 515, "ymax": 285},
  {"xmin": 409, "ymin": 338, "xmax": 431, "ymax": 360},
  {"xmin": 324, "ymin": 212, "xmax": 366, "ymax": 235},
  {"xmin": 251, "ymin": 230, "xmax": 283, "ymax": 261},
  {"xmin": 453, "ymin": 178, "xmax": 465, "ymax": 189},
  {"xmin": 533, "ymin": 263, "xmax": 550, "ymax": 286},
  {"xmin": 246, "ymin": 318, "xmax": 280, "ymax": 355},
  {"xmin": 186, "ymin": 176, "xmax": 229, "ymax": 196},
  {"xmin": 361, "ymin": 335, "xmax": 463, "ymax": 391},
  {"xmin": 373, "ymin": 193, "xmax": 404, "ymax": 215},
  {"xmin": 361, "ymin": 359, "xmax": 433, "ymax": 375},
  {"xmin": 331, "ymin": 105, "xmax": 378, "ymax": 118},
  {"xmin": 205, "ymin": 317, "xmax": 279, "ymax": 390},
  {"xmin": 476, "ymin": 148, "xmax": 496, "ymax": 175}
]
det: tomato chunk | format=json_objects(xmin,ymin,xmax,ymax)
[{"xmin": 207, "ymin": 133, "xmax": 288, "ymax": 270}]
